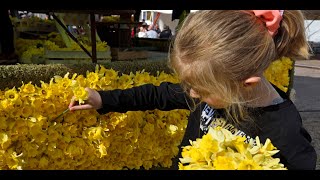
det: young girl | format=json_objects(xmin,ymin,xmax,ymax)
[{"xmin": 69, "ymin": 10, "xmax": 317, "ymax": 170}]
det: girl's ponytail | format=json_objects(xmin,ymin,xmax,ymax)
[{"xmin": 274, "ymin": 10, "xmax": 310, "ymax": 60}]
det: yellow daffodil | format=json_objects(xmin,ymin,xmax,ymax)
[
  {"xmin": 30, "ymin": 97, "xmax": 42, "ymax": 109},
  {"xmin": 19, "ymin": 82, "xmax": 36, "ymax": 95},
  {"xmin": 168, "ymin": 124, "xmax": 178, "ymax": 135},
  {"xmin": 249, "ymin": 137, "xmax": 279, "ymax": 157},
  {"xmin": 0, "ymin": 132, "xmax": 11, "ymax": 149},
  {"xmin": 1, "ymin": 99, "xmax": 14, "ymax": 111},
  {"xmin": 142, "ymin": 123, "xmax": 154, "ymax": 135},
  {"xmin": 39, "ymin": 156, "xmax": 49, "ymax": 169},
  {"xmin": 65, "ymin": 143, "xmax": 83, "ymax": 158},
  {"xmin": 213, "ymin": 156, "xmax": 236, "ymax": 170},
  {"xmin": 86, "ymin": 72, "xmax": 100, "ymax": 83},
  {"xmin": 72, "ymin": 86, "xmax": 88, "ymax": 105},
  {"xmin": 261, "ymin": 157, "xmax": 287, "ymax": 170},
  {"xmin": 85, "ymin": 127, "xmax": 104, "ymax": 141},
  {"xmin": 98, "ymin": 143, "xmax": 108, "ymax": 158},
  {"xmin": 238, "ymin": 159, "xmax": 263, "ymax": 170},
  {"xmin": 74, "ymin": 75, "xmax": 87, "ymax": 88},
  {"xmin": 13, "ymin": 98, "xmax": 23, "ymax": 108},
  {"xmin": 21, "ymin": 106, "xmax": 33, "ymax": 118},
  {"xmin": 38, "ymin": 87, "xmax": 52, "ymax": 99},
  {"xmin": 117, "ymin": 74, "xmax": 134, "ymax": 89},
  {"xmin": 64, "ymin": 113, "xmax": 78, "ymax": 124},
  {"xmin": 0, "ymin": 117, "xmax": 8, "ymax": 130},
  {"xmin": 97, "ymin": 77, "xmax": 112, "ymax": 90},
  {"xmin": 4, "ymin": 87, "xmax": 19, "ymax": 102},
  {"xmin": 83, "ymin": 114, "xmax": 97, "ymax": 127},
  {"xmin": 104, "ymin": 68, "xmax": 118, "ymax": 80},
  {"xmin": 9, "ymin": 108, "xmax": 23, "ymax": 118}
]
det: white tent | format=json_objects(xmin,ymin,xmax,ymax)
[
  {"xmin": 140, "ymin": 10, "xmax": 198, "ymax": 35},
  {"xmin": 140, "ymin": 10, "xmax": 178, "ymax": 35}
]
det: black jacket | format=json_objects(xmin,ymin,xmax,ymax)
[{"xmin": 97, "ymin": 82, "xmax": 317, "ymax": 170}]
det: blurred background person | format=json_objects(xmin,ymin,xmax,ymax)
[
  {"xmin": 159, "ymin": 25, "xmax": 172, "ymax": 39},
  {"xmin": 146, "ymin": 25, "xmax": 159, "ymax": 38}
]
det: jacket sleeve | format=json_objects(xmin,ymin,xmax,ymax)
[
  {"xmin": 96, "ymin": 82, "xmax": 193, "ymax": 114},
  {"xmin": 279, "ymin": 127, "xmax": 317, "ymax": 170}
]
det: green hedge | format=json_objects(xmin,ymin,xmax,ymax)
[{"xmin": 0, "ymin": 60, "xmax": 172, "ymax": 90}]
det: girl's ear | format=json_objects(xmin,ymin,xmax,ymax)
[{"xmin": 243, "ymin": 76, "xmax": 261, "ymax": 87}]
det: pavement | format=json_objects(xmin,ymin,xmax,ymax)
[{"xmin": 293, "ymin": 59, "xmax": 320, "ymax": 170}]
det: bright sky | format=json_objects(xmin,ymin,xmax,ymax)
[{"xmin": 305, "ymin": 20, "xmax": 320, "ymax": 42}]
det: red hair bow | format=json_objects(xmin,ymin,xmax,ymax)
[{"xmin": 250, "ymin": 10, "xmax": 284, "ymax": 37}]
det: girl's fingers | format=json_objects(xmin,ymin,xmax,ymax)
[
  {"xmin": 69, "ymin": 96, "xmax": 75, "ymax": 109},
  {"xmin": 69, "ymin": 96, "xmax": 76, "ymax": 109},
  {"xmin": 69, "ymin": 104, "xmax": 92, "ymax": 111}
]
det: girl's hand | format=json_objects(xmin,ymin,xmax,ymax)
[{"xmin": 69, "ymin": 87, "xmax": 102, "ymax": 111}]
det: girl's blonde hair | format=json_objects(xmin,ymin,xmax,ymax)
[{"xmin": 169, "ymin": 10, "xmax": 309, "ymax": 124}]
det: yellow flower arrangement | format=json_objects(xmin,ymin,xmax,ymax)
[
  {"xmin": 0, "ymin": 64, "xmax": 189, "ymax": 170},
  {"xmin": 178, "ymin": 126, "xmax": 287, "ymax": 170}
]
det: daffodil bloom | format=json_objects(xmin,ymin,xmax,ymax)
[
  {"xmin": 98, "ymin": 143, "xmax": 108, "ymax": 158},
  {"xmin": 213, "ymin": 156, "xmax": 236, "ymax": 170},
  {"xmin": 142, "ymin": 123, "xmax": 154, "ymax": 135},
  {"xmin": 9, "ymin": 108, "xmax": 23, "ymax": 118},
  {"xmin": 83, "ymin": 114, "xmax": 97, "ymax": 126},
  {"xmin": 85, "ymin": 127, "xmax": 104, "ymax": 141},
  {"xmin": 21, "ymin": 106, "xmax": 33, "ymax": 118},
  {"xmin": 64, "ymin": 113, "xmax": 78, "ymax": 124},
  {"xmin": 19, "ymin": 82, "xmax": 36, "ymax": 95},
  {"xmin": 86, "ymin": 72, "xmax": 100, "ymax": 83},
  {"xmin": 39, "ymin": 156, "xmax": 49, "ymax": 169},
  {"xmin": 97, "ymin": 77, "xmax": 112, "ymax": 90},
  {"xmin": 238, "ymin": 159, "xmax": 263, "ymax": 170},
  {"xmin": 65, "ymin": 143, "xmax": 83, "ymax": 158},
  {"xmin": 0, "ymin": 117, "xmax": 8, "ymax": 130},
  {"xmin": 72, "ymin": 86, "xmax": 88, "ymax": 105},
  {"xmin": 75, "ymin": 75, "xmax": 88, "ymax": 87},
  {"xmin": 1, "ymin": 99, "xmax": 14, "ymax": 111},
  {"xmin": 134, "ymin": 71, "xmax": 156, "ymax": 86},
  {"xmin": 0, "ymin": 132, "xmax": 11, "ymax": 149},
  {"xmin": 38, "ymin": 87, "xmax": 53, "ymax": 99},
  {"xmin": 117, "ymin": 74, "xmax": 134, "ymax": 89},
  {"xmin": 104, "ymin": 68, "xmax": 118, "ymax": 80},
  {"xmin": 248, "ymin": 137, "xmax": 279, "ymax": 157},
  {"xmin": 168, "ymin": 124, "xmax": 178, "ymax": 135},
  {"xmin": 30, "ymin": 97, "xmax": 42, "ymax": 109},
  {"xmin": 4, "ymin": 88, "xmax": 19, "ymax": 102}
]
